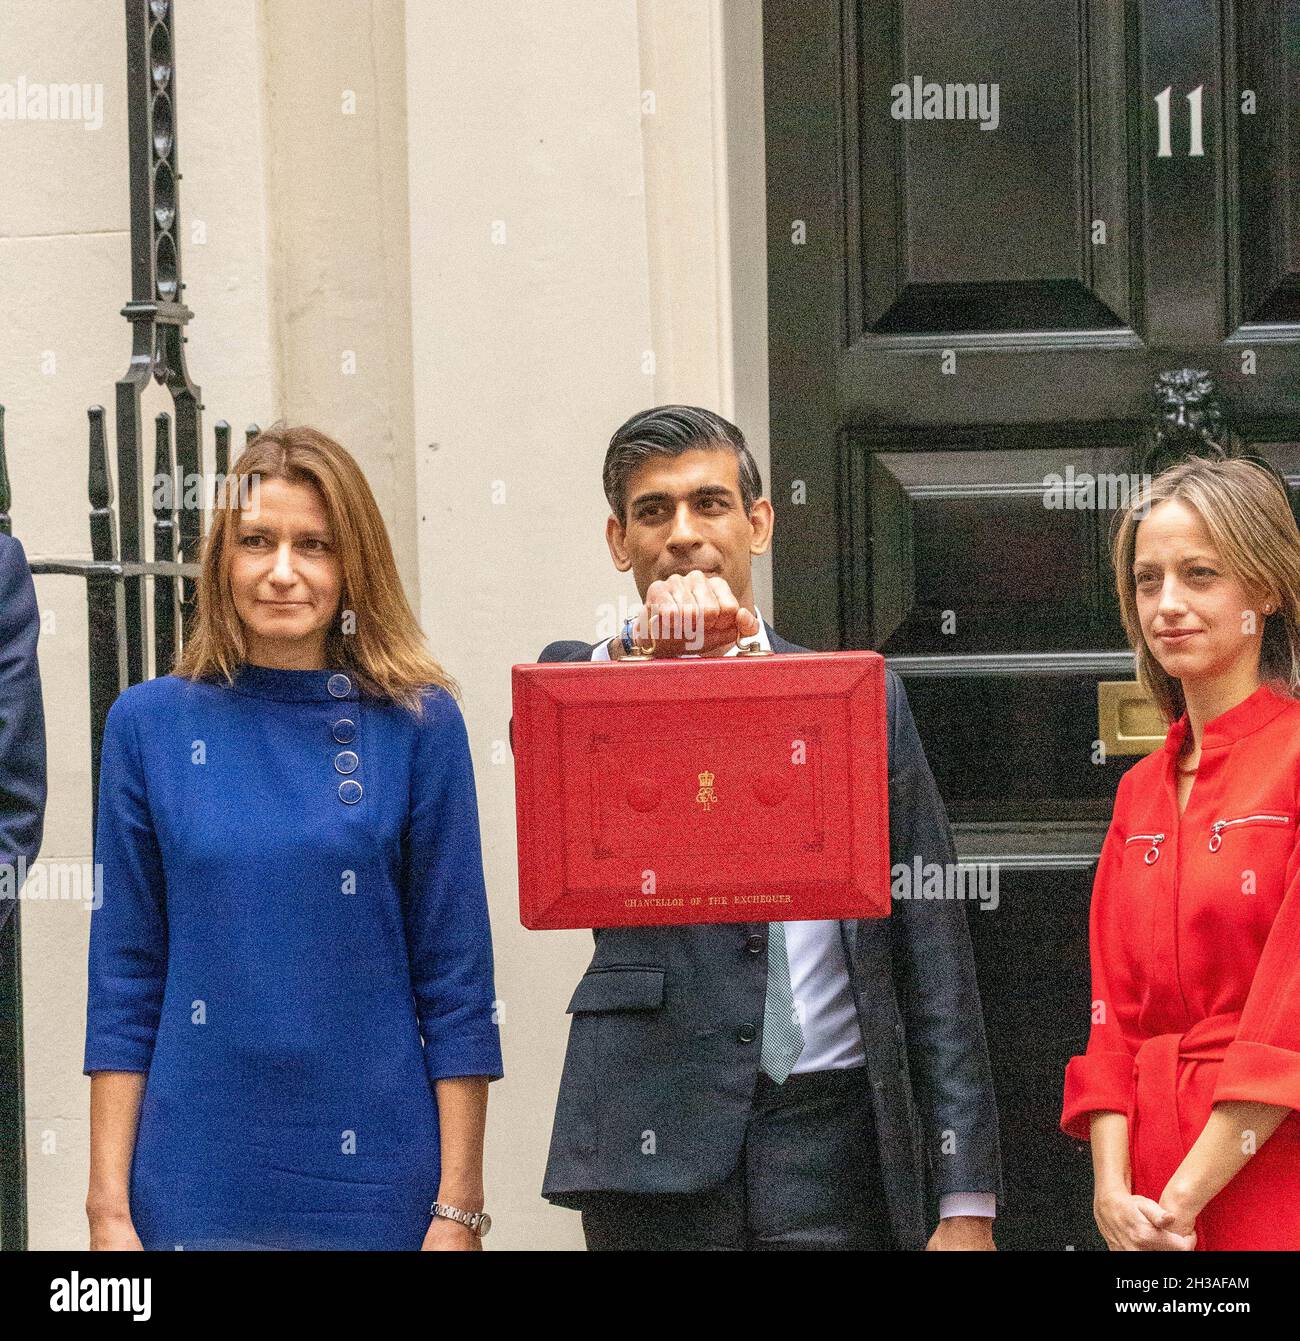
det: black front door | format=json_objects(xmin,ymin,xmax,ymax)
[{"xmin": 764, "ymin": 0, "xmax": 1300, "ymax": 1248}]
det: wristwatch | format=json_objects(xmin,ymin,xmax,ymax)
[
  {"xmin": 430, "ymin": 1201, "xmax": 492, "ymax": 1238},
  {"xmin": 618, "ymin": 615, "xmax": 656, "ymax": 659}
]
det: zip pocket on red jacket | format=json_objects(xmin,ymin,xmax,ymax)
[
  {"xmin": 1207, "ymin": 813, "xmax": 1293, "ymax": 853},
  {"xmin": 1125, "ymin": 832, "xmax": 1166, "ymax": 865}
]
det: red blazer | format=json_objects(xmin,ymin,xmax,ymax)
[{"xmin": 1061, "ymin": 682, "xmax": 1300, "ymax": 1250}]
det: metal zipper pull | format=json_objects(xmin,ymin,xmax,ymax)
[
  {"xmin": 1125, "ymin": 832, "xmax": 1166, "ymax": 865},
  {"xmin": 1208, "ymin": 813, "xmax": 1292, "ymax": 853}
]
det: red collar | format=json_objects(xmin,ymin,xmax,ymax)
[{"xmin": 1162, "ymin": 681, "xmax": 1294, "ymax": 756}]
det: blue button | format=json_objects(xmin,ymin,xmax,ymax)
[
  {"xmin": 338, "ymin": 779, "xmax": 363, "ymax": 804},
  {"xmin": 332, "ymin": 718, "xmax": 356, "ymax": 744},
  {"xmin": 327, "ymin": 673, "xmax": 351, "ymax": 699},
  {"xmin": 334, "ymin": 750, "xmax": 359, "ymax": 775}
]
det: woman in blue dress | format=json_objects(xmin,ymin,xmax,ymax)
[{"xmin": 84, "ymin": 425, "xmax": 503, "ymax": 1250}]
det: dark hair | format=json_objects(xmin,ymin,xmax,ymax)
[{"xmin": 603, "ymin": 405, "xmax": 763, "ymax": 523}]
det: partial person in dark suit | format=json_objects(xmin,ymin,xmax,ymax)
[
  {"xmin": 536, "ymin": 405, "xmax": 1002, "ymax": 1250},
  {"xmin": 0, "ymin": 531, "xmax": 47, "ymax": 934}
]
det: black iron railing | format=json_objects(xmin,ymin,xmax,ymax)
[
  {"xmin": 0, "ymin": 1, "xmax": 257, "ymax": 1249},
  {"xmin": 0, "ymin": 404, "xmax": 258, "ymax": 1253},
  {"xmin": 2, "ymin": 408, "xmax": 254, "ymax": 810}
]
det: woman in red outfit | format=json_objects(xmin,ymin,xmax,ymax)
[{"xmin": 1061, "ymin": 455, "xmax": 1300, "ymax": 1251}]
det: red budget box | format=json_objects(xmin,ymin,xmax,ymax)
[{"xmin": 511, "ymin": 650, "xmax": 890, "ymax": 929}]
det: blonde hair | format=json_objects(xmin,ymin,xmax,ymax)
[
  {"xmin": 1110, "ymin": 455, "xmax": 1300, "ymax": 724},
  {"xmin": 174, "ymin": 424, "xmax": 457, "ymax": 712}
]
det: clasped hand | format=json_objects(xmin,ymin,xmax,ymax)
[
  {"xmin": 1094, "ymin": 1187, "xmax": 1197, "ymax": 1251},
  {"xmin": 629, "ymin": 571, "xmax": 760, "ymax": 657}
]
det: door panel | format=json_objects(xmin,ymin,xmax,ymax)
[
  {"xmin": 966, "ymin": 866, "xmax": 1101, "ymax": 1250},
  {"xmin": 765, "ymin": 0, "xmax": 1300, "ymax": 1249},
  {"xmin": 1231, "ymin": 1, "xmax": 1300, "ymax": 329},
  {"xmin": 847, "ymin": 0, "xmax": 1137, "ymax": 339}
]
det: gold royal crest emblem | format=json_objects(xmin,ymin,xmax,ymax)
[{"xmin": 696, "ymin": 769, "xmax": 718, "ymax": 811}]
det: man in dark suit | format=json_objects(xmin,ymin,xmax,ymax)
[
  {"xmin": 537, "ymin": 406, "xmax": 1001, "ymax": 1249},
  {"xmin": 0, "ymin": 530, "xmax": 47, "ymax": 931}
]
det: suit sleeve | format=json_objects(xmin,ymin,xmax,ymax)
[
  {"xmin": 405, "ymin": 689, "xmax": 504, "ymax": 1085},
  {"xmin": 0, "ymin": 537, "xmax": 47, "ymax": 933},
  {"xmin": 1212, "ymin": 814, "xmax": 1300, "ymax": 1111},
  {"xmin": 84, "ymin": 693, "xmax": 167, "ymax": 1073},
  {"xmin": 885, "ymin": 671, "xmax": 1003, "ymax": 1205},
  {"xmin": 538, "ymin": 641, "xmax": 599, "ymax": 663},
  {"xmin": 1060, "ymin": 773, "xmax": 1141, "ymax": 1139}
]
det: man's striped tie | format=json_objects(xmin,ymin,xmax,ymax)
[{"xmin": 761, "ymin": 921, "xmax": 805, "ymax": 1084}]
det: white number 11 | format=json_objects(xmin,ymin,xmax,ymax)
[{"xmin": 1155, "ymin": 85, "xmax": 1205, "ymax": 158}]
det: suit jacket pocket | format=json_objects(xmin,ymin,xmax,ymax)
[{"xmin": 566, "ymin": 967, "xmax": 666, "ymax": 1014}]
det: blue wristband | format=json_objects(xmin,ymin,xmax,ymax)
[{"xmin": 620, "ymin": 617, "xmax": 637, "ymax": 656}]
